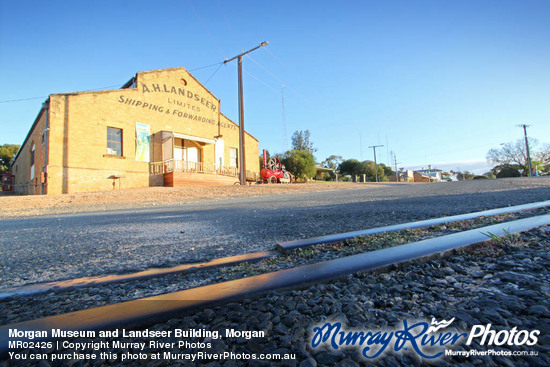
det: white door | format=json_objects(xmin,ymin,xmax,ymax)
[
  {"xmin": 174, "ymin": 147, "xmax": 183, "ymax": 171},
  {"xmin": 187, "ymin": 147, "xmax": 197, "ymax": 162},
  {"xmin": 187, "ymin": 147, "xmax": 198, "ymax": 171},
  {"xmin": 215, "ymin": 139, "xmax": 224, "ymax": 169},
  {"xmin": 174, "ymin": 147, "xmax": 183, "ymax": 161}
]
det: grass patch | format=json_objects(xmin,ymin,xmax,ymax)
[{"xmin": 456, "ymin": 229, "xmax": 531, "ymax": 257}]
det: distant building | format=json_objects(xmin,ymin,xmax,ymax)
[
  {"xmin": 406, "ymin": 170, "xmax": 430, "ymax": 182},
  {"xmin": 405, "ymin": 165, "xmax": 451, "ymax": 183},
  {"xmin": 11, "ymin": 67, "xmax": 259, "ymax": 195},
  {"xmin": 415, "ymin": 165, "xmax": 452, "ymax": 182}
]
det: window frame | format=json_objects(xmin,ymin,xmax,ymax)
[
  {"xmin": 106, "ymin": 127, "xmax": 123, "ymax": 157},
  {"xmin": 30, "ymin": 144, "xmax": 35, "ymax": 180}
]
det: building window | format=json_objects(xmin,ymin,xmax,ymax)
[
  {"xmin": 230, "ymin": 148, "xmax": 238, "ymax": 168},
  {"xmin": 107, "ymin": 127, "xmax": 123, "ymax": 156},
  {"xmin": 30, "ymin": 144, "xmax": 35, "ymax": 180}
]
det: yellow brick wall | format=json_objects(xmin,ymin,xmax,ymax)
[
  {"xmin": 219, "ymin": 113, "xmax": 259, "ymax": 174},
  {"xmin": 30, "ymin": 67, "xmax": 259, "ymax": 194},
  {"xmin": 12, "ymin": 110, "xmax": 47, "ymax": 195},
  {"xmin": 245, "ymin": 134, "xmax": 260, "ymax": 174}
]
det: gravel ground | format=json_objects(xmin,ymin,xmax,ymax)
[
  {"xmin": 0, "ymin": 206, "xmax": 547, "ymax": 327},
  {"xmin": 1, "ymin": 178, "xmax": 549, "ymax": 366},
  {"xmin": 0, "ymin": 183, "xmax": 362, "ymax": 219},
  {"xmin": 1, "ymin": 178, "xmax": 550, "ymax": 290},
  {"xmin": 0, "ymin": 177, "xmax": 549, "ymax": 219},
  {"xmin": 1, "ymin": 226, "xmax": 548, "ymax": 366}
]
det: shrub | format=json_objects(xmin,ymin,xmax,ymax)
[{"xmin": 496, "ymin": 166, "xmax": 521, "ymax": 178}]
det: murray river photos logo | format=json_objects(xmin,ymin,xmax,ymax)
[{"xmin": 310, "ymin": 317, "xmax": 540, "ymax": 360}]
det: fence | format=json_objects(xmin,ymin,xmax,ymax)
[
  {"xmin": 1, "ymin": 183, "xmax": 45, "ymax": 195},
  {"xmin": 150, "ymin": 160, "xmax": 241, "ymax": 178}
]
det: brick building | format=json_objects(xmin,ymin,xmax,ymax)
[{"xmin": 10, "ymin": 67, "xmax": 260, "ymax": 195}]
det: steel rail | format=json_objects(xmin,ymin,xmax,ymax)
[
  {"xmin": 3, "ymin": 200, "xmax": 548, "ymax": 300},
  {"xmin": 277, "ymin": 199, "xmax": 550, "ymax": 252},
  {"xmin": 2, "ymin": 214, "xmax": 549, "ymax": 355},
  {"xmin": 0, "ymin": 251, "xmax": 277, "ymax": 300}
]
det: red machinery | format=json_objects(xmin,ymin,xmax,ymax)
[
  {"xmin": 1, "ymin": 173, "xmax": 15, "ymax": 192},
  {"xmin": 260, "ymin": 150, "xmax": 293, "ymax": 184}
]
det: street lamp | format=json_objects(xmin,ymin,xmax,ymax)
[{"xmin": 224, "ymin": 41, "xmax": 269, "ymax": 185}]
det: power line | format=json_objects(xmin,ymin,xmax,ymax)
[
  {"xmin": 186, "ymin": 0, "xmax": 227, "ymax": 59},
  {"xmin": 244, "ymin": 53, "xmax": 311, "ymax": 104},
  {"xmin": 263, "ymin": 47, "xmax": 308, "ymax": 87},
  {"xmin": 243, "ymin": 70, "xmax": 279, "ymax": 94},
  {"xmin": 0, "ymin": 84, "xmax": 123, "ymax": 104},
  {"xmin": 262, "ymin": 47, "xmax": 325, "ymax": 102},
  {"xmin": 189, "ymin": 62, "xmax": 224, "ymax": 72},
  {"xmin": 243, "ymin": 0, "xmax": 261, "ymax": 39},
  {"xmin": 204, "ymin": 63, "xmax": 224, "ymax": 85},
  {"xmin": 214, "ymin": 0, "xmax": 240, "ymax": 45},
  {"xmin": 0, "ymin": 60, "xmax": 226, "ymax": 104},
  {"xmin": 245, "ymin": 53, "xmax": 285, "ymax": 84},
  {"xmin": 0, "ymin": 96, "xmax": 46, "ymax": 104}
]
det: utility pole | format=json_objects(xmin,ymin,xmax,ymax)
[
  {"xmin": 517, "ymin": 124, "xmax": 532, "ymax": 177},
  {"xmin": 224, "ymin": 41, "xmax": 269, "ymax": 185},
  {"xmin": 369, "ymin": 145, "xmax": 383, "ymax": 182},
  {"xmin": 281, "ymin": 85, "xmax": 287, "ymax": 153},
  {"xmin": 392, "ymin": 152, "xmax": 398, "ymax": 182}
]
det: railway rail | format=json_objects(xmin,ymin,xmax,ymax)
[
  {"xmin": 1, "ymin": 200, "xmax": 550, "ymax": 358},
  {"xmin": 2, "ymin": 200, "xmax": 549, "ymax": 301}
]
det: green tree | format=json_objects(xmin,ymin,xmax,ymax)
[
  {"xmin": 454, "ymin": 170, "xmax": 475, "ymax": 180},
  {"xmin": 321, "ymin": 155, "xmax": 342, "ymax": 180},
  {"xmin": 0, "ymin": 144, "xmax": 20, "ymax": 174},
  {"xmin": 534, "ymin": 144, "xmax": 550, "ymax": 163},
  {"xmin": 338, "ymin": 159, "xmax": 389, "ymax": 181},
  {"xmin": 533, "ymin": 144, "xmax": 550, "ymax": 174},
  {"xmin": 291, "ymin": 130, "xmax": 317, "ymax": 152},
  {"xmin": 378, "ymin": 163, "xmax": 392, "ymax": 181},
  {"xmin": 487, "ymin": 138, "xmax": 550, "ymax": 176},
  {"xmin": 363, "ymin": 161, "xmax": 389, "ymax": 182},
  {"xmin": 338, "ymin": 159, "xmax": 363, "ymax": 176},
  {"xmin": 321, "ymin": 155, "xmax": 343, "ymax": 170},
  {"xmin": 381, "ymin": 163, "xmax": 393, "ymax": 177},
  {"xmin": 281, "ymin": 149, "xmax": 316, "ymax": 181}
]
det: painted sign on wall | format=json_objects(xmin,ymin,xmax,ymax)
[{"xmin": 135, "ymin": 123, "xmax": 151, "ymax": 162}]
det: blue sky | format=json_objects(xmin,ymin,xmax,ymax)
[{"xmin": 1, "ymin": 0, "xmax": 549, "ymax": 174}]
